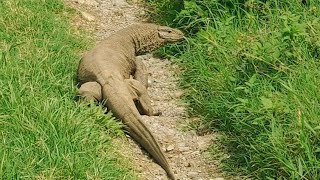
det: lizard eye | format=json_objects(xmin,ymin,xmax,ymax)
[{"xmin": 168, "ymin": 30, "xmax": 172, "ymax": 33}]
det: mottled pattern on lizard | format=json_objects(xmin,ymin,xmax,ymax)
[{"xmin": 77, "ymin": 23, "xmax": 184, "ymax": 180}]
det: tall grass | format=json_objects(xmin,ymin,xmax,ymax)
[
  {"xmin": 147, "ymin": 0, "xmax": 320, "ymax": 179},
  {"xmin": 0, "ymin": 0, "xmax": 135, "ymax": 179}
]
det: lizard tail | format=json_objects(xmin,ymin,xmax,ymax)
[
  {"xmin": 100, "ymin": 80, "xmax": 175, "ymax": 179},
  {"xmin": 124, "ymin": 115, "xmax": 176, "ymax": 180}
]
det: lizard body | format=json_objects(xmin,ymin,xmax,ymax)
[{"xmin": 77, "ymin": 23, "xmax": 184, "ymax": 179}]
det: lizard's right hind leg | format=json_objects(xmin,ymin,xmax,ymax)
[
  {"xmin": 77, "ymin": 82, "xmax": 102, "ymax": 103},
  {"xmin": 125, "ymin": 79, "xmax": 161, "ymax": 116}
]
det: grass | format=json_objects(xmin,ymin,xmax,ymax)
[
  {"xmin": 146, "ymin": 0, "xmax": 320, "ymax": 179},
  {"xmin": 0, "ymin": 0, "xmax": 136, "ymax": 179}
]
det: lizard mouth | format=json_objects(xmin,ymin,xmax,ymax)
[{"xmin": 169, "ymin": 36, "xmax": 185, "ymax": 42}]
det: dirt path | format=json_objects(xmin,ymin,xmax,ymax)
[{"xmin": 66, "ymin": 0, "xmax": 224, "ymax": 179}]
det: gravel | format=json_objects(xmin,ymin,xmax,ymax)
[{"xmin": 65, "ymin": 0, "xmax": 224, "ymax": 179}]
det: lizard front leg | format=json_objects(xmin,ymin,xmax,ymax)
[
  {"xmin": 133, "ymin": 56, "xmax": 149, "ymax": 88},
  {"xmin": 77, "ymin": 82, "xmax": 102, "ymax": 103},
  {"xmin": 125, "ymin": 79, "xmax": 160, "ymax": 116}
]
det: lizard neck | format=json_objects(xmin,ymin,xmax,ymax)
[
  {"xmin": 128, "ymin": 24, "xmax": 166, "ymax": 55},
  {"xmin": 106, "ymin": 31, "xmax": 136, "ymax": 58}
]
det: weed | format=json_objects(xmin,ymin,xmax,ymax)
[
  {"xmin": 146, "ymin": 0, "xmax": 320, "ymax": 179},
  {"xmin": 0, "ymin": 0, "xmax": 135, "ymax": 179}
]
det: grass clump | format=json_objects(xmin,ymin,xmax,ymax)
[
  {"xmin": 0, "ymin": 0, "xmax": 135, "ymax": 179},
  {"xmin": 146, "ymin": 0, "xmax": 320, "ymax": 179}
]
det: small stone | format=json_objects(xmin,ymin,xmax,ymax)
[
  {"xmin": 191, "ymin": 150, "xmax": 200, "ymax": 155},
  {"xmin": 73, "ymin": 0, "xmax": 99, "ymax": 6},
  {"xmin": 174, "ymin": 90, "xmax": 184, "ymax": 98},
  {"xmin": 197, "ymin": 137, "xmax": 211, "ymax": 151},
  {"xmin": 147, "ymin": 79, "xmax": 153, "ymax": 87},
  {"xmin": 153, "ymin": 96, "xmax": 161, "ymax": 101},
  {"xmin": 184, "ymin": 162, "xmax": 191, "ymax": 167},
  {"xmin": 167, "ymin": 154, "xmax": 174, "ymax": 158},
  {"xmin": 165, "ymin": 145, "xmax": 174, "ymax": 152},
  {"xmin": 182, "ymin": 150, "xmax": 193, "ymax": 154},
  {"xmin": 213, "ymin": 178, "xmax": 224, "ymax": 180},
  {"xmin": 80, "ymin": 11, "xmax": 95, "ymax": 21},
  {"xmin": 112, "ymin": 0, "xmax": 129, "ymax": 7},
  {"xmin": 187, "ymin": 171, "xmax": 198, "ymax": 177},
  {"xmin": 178, "ymin": 146, "xmax": 190, "ymax": 152}
]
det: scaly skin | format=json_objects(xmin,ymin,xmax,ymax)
[{"xmin": 77, "ymin": 23, "xmax": 184, "ymax": 180}]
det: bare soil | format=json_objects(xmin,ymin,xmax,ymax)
[{"xmin": 65, "ymin": 0, "xmax": 225, "ymax": 179}]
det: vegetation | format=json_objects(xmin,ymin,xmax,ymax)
[
  {"xmin": 146, "ymin": 0, "xmax": 320, "ymax": 179},
  {"xmin": 0, "ymin": 0, "xmax": 135, "ymax": 179}
]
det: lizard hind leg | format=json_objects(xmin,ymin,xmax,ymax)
[
  {"xmin": 77, "ymin": 81, "xmax": 103, "ymax": 103},
  {"xmin": 125, "ymin": 79, "xmax": 161, "ymax": 116}
]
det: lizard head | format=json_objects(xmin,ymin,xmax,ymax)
[
  {"xmin": 157, "ymin": 26, "xmax": 185, "ymax": 42},
  {"xmin": 132, "ymin": 23, "xmax": 185, "ymax": 55}
]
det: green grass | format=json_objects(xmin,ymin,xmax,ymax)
[
  {"xmin": 0, "ymin": 0, "xmax": 136, "ymax": 179},
  {"xmin": 146, "ymin": 0, "xmax": 320, "ymax": 179}
]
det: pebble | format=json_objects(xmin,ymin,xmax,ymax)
[
  {"xmin": 174, "ymin": 90, "xmax": 184, "ymax": 98},
  {"xmin": 166, "ymin": 144, "xmax": 175, "ymax": 152},
  {"xmin": 147, "ymin": 79, "xmax": 153, "ymax": 87},
  {"xmin": 187, "ymin": 171, "xmax": 199, "ymax": 177},
  {"xmin": 213, "ymin": 178, "xmax": 224, "ymax": 180},
  {"xmin": 63, "ymin": 1, "xmax": 223, "ymax": 179},
  {"xmin": 73, "ymin": 0, "xmax": 99, "ymax": 6},
  {"xmin": 184, "ymin": 162, "xmax": 191, "ymax": 167},
  {"xmin": 80, "ymin": 11, "xmax": 95, "ymax": 21},
  {"xmin": 112, "ymin": 0, "xmax": 129, "ymax": 7},
  {"xmin": 178, "ymin": 146, "xmax": 190, "ymax": 152},
  {"xmin": 198, "ymin": 137, "xmax": 212, "ymax": 151}
]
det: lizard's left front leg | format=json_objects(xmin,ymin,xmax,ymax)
[{"xmin": 133, "ymin": 57, "xmax": 149, "ymax": 88}]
